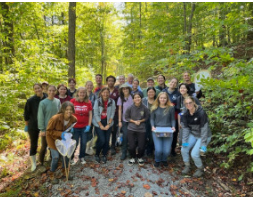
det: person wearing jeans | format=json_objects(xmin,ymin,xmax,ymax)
[
  {"xmin": 46, "ymin": 101, "xmax": 77, "ymax": 184},
  {"xmin": 93, "ymin": 87, "xmax": 116, "ymax": 164},
  {"xmin": 70, "ymin": 87, "xmax": 92, "ymax": 165},
  {"xmin": 180, "ymin": 96, "xmax": 212, "ymax": 178},
  {"xmin": 150, "ymin": 92, "xmax": 176, "ymax": 167}
]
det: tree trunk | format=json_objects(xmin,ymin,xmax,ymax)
[
  {"xmin": 61, "ymin": 12, "xmax": 67, "ymax": 58},
  {"xmin": 183, "ymin": 2, "xmax": 187, "ymax": 51},
  {"xmin": 186, "ymin": 3, "xmax": 195, "ymax": 53},
  {"xmin": 139, "ymin": 2, "xmax": 141, "ymax": 40},
  {"xmin": 68, "ymin": 2, "xmax": 76, "ymax": 78},
  {"xmin": 246, "ymin": 2, "xmax": 253, "ymax": 41},
  {"xmin": 219, "ymin": 4, "xmax": 227, "ymax": 47},
  {"xmin": 1, "ymin": 2, "xmax": 14, "ymax": 65}
]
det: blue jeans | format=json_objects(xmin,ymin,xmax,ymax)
[
  {"xmin": 72, "ymin": 127, "xmax": 87, "ymax": 159},
  {"xmin": 181, "ymin": 133, "xmax": 211, "ymax": 168},
  {"xmin": 50, "ymin": 148, "xmax": 69, "ymax": 172},
  {"xmin": 152, "ymin": 132, "xmax": 173, "ymax": 162},
  {"xmin": 95, "ymin": 119, "xmax": 111, "ymax": 156},
  {"xmin": 121, "ymin": 121, "xmax": 129, "ymax": 155}
]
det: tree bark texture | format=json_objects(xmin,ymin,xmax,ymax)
[
  {"xmin": 68, "ymin": 2, "xmax": 76, "ymax": 78},
  {"xmin": 186, "ymin": 3, "xmax": 195, "ymax": 53},
  {"xmin": 183, "ymin": 2, "xmax": 187, "ymax": 51}
]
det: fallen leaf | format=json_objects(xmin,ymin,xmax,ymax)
[
  {"xmin": 144, "ymin": 192, "xmax": 153, "ymax": 197},
  {"xmin": 143, "ymin": 184, "xmax": 151, "ymax": 190}
]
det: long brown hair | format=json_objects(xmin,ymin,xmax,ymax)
[{"xmin": 151, "ymin": 92, "xmax": 173, "ymax": 115}]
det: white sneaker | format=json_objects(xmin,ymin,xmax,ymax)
[
  {"xmin": 70, "ymin": 159, "xmax": 78, "ymax": 166},
  {"xmin": 80, "ymin": 158, "xmax": 86, "ymax": 165},
  {"xmin": 128, "ymin": 158, "xmax": 135, "ymax": 166},
  {"xmin": 137, "ymin": 158, "xmax": 144, "ymax": 166}
]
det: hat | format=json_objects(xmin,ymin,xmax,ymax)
[
  {"xmin": 147, "ymin": 77, "xmax": 154, "ymax": 82},
  {"xmin": 119, "ymin": 83, "xmax": 132, "ymax": 91},
  {"xmin": 42, "ymin": 81, "xmax": 49, "ymax": 85}
]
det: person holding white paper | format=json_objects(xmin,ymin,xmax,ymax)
[
  {"xmin": 180, "ymin": 96, "xmax": 211, "ymax": 177},
  {"xmin": 150, "ymin": 92, "xmax": 176, "ymax": 168},
  {"xmin": 46, "ymin": 101, "xmax": 77, "ymax": 184}
]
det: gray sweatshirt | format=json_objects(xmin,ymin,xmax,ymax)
[
  {"xmin": 150, "ymin": 106, "xmax": 175, "ymax": 128},
  {"xmin": 125, "ymin": 103, "xmax": 150, "ymax": 132}
]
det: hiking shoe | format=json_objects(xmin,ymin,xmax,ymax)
[
  {"xmin": 171, "ymin": 150, "xmax": 177, "ymax": 156},
  {"xmin": 102, "ymin": 156, "xmax": 107, "ymax": 164},
  {"xmin": 110, "ymin": 148, "xmax": 116, "ymax": 155},
  {"xmin": 80, "ymin": 158, "xmax": 86, "ymax": 165},
  {"xmin": 182, "ymin": 163, "xmax": 190, "ymax": 175},
  {"xmin": 193, "ymin": 168, "xmax": 204, "ymax": 177},
  {"xmin": 138, "ymin": 158, "xmax": 144, "ymax": 166},
  {"xmin": 128, "ymin": 158, "xmax": 136, "ymax": 166},
  {"xmin": 70, "ymin": 159, "xmax": 78, "ymax": 166},
  {"xmin": 95, "ymin": 155, "xmax": 100, "ymax": 163},
  {"xmin": 153, "ymin": 162, "xmax": 160, "ymax": 168},
  {"xmin": 162, "ymin": 161, "xmax": 168, "ymax": 167},
  {"xmin": 120, "ymin": 153, "xmax": 126, "ymax": 160}
]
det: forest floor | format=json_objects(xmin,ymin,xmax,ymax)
[{"xmin": 0, "ymin": 140, "xmax": 253, "ymax": 197}]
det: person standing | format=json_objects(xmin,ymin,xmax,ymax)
[
  {"xmin": 142, "ymin": 78, "xmax": 160, "ymax": 98},
  {"xmin": 162, "ymin": 77, "xmax": 180, "ymax": 156},
  {"xmin": 94, "ymin": 74, "xmax": 105, "ymax": 97},
  {"xmin": 180, "ymin": 96, "xmax": 211, "ymax": 177},
  {"xmin": 117, "ymin": 84, "xmax": 134, "ymax": 160},
  {"xmin": 70, "ymin": 87, "xmax": 92, "ymax": 165},
  {"xmin": 55, "ymin": 84, "xmax": 72, "ymax": 104},
  {"xmin": 67, "ymin": 78, "xmax": 77, "ymax": 98},
  {"xmin": 24, "ymin": 83, "xmax": 47, "ymax": 172},
  {"xmin": 131, "ymin": 79, "xmax": 143, "ymax": 97},
  {"xmin": 46, "ymin": 101, "xmax": 77, "ymax": 184},
  {"xmin": 106, "ymin": 75, "xmax": 119, "ymax": 155},
  {"xmin": 115, "ymin": 75, "xmax": 125, "ymax": 89},
  {"xmin": 150, "ymin": 92, "xmax": 176, "ymax": 167},
  {"xmin": 125, "ymin": 73, "xmax": 142, "ymax": 91},
  {"xmin": 142, "ymin": 87, "xmax": 156, "ymax": 156},
  {"xmin": 125, "ymin": 92, "xmax": 149, "ymax": 166},
  {"xmin": 38, "ymin": 85, "xmax": 61, "ymax": 166},
  {"xmin": 93, "ymin": 87, "xmax": 116, "ymax": 163},
  {"xmin": 155, "ymin": 75, "xmax": 167, "ymax": 91},
  {"xmin": 85, "ymin": 80, "xmax": 96, "ymax": 142},
  {"xmin": 42, "ymin": 81, "xmax": 49, "ymax": 96},
  {"xmin": 182, "ymin": 71, "xmax": 201, "ymax": 98}
]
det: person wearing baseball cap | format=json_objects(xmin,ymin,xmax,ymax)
[
  {"xmin": 142, "ymin": 77, "xmax": 161, "ymax": 98},
  {"xmin": 42, "ymin": 81, "xmax": 49, "ymax": 96}
]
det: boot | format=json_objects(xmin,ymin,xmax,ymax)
[
  {"xmin": 30, "ymin": 155, "xmax": 36, "ymax": 172},
  {"xmin": 49, "ymin": 171, "xmax": 59, "ymax": 184},
  {"xmin": 193, "ymin": 166, "xmax": 204, "ymax": 177},
  {"xmin": 182, "ymin": 162, "xmax": 190, "ymax": 175}
]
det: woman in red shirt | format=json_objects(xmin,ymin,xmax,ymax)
[{"xmin": 70, "ymin": 87, "xmax": 92, "ymax": 165}]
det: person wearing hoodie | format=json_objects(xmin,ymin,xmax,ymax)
[
  {"xmin": 46, "ymin": 101, "xmax": 77, "ymax": 184},
  {"xmin": 24, "ymin": 83, "xmax": 47, "ymax": 172},
  {"xmin": 180, "ymin": 96, "xmax": 211, "ymax": 177}
]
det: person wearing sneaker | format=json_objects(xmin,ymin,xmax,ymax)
[
  {"xmin": 46, "ymin": 101, "xmax": 77, "ymax": 183},
  {"xmin": 24, "ymin": 83, "xmax": 47, "ymax": 172},
  {"xmin": 70, "ymin": 87, "xmax": 93, "ymax": 165},
  {"xmin": 150, "ymin": 92, "xmax": 176, "ymax": 168},
  {"xmin": 38, "ymin": 85, "xmax": 61, "ymax": 167},
  {"xmin": 117, "ymin": 84, "xmax": 133, "ymax": 160},
  {"xmin": 180, "ymin": 96, "xmax": 211, "ymax": 177},
  {"xmin": 125, "ymin": 92, "xmax": 150, "ymax": 166},
  {"xmin": 93, "ymin": 87, "xmax": 116, "ymax": 164}
]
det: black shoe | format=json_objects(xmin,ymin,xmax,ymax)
[
  {"xmin": 102, "ymin": 156, "xmax": 107, "ymax": 164},
  {"xmin": 153, "ymin": 162, "xmax": 160, "ymax": 168},
  {"xmin": 111, "ymin": 148, "xmax": 116, "ymax": 155},
  {"xmin": 120, "ymin": 153, "xmax": 126, "ymax": 160},
  {"xmin": 162, "ymin": 161, "xmax": 168, "ymax": 167},
  {"xmin": 95, "ymin": 155, "xmax": 100, "ymax": 163}
]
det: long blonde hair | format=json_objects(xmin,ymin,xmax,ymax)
[
  {"xmin": 75, "ymin": 87, "xmax": 89, "ymax": 102},
  {"xmin": 151, "ymin": 92, "xmax": 173, "ymax": 114}
]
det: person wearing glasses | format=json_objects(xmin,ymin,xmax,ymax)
[{"xmin": 180, "ymin": 96, "xmax": 211, "ymax": 177}]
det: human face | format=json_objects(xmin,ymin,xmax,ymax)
[
  {"xmin": 34, "ymin": 85, "xmax": 43, "ymax": 97},
  {"xmin": 95, "ymin": 76, "xmax": 102, "ymax": 86},
  {"xmin": 185, "ymin": 98, "xmax": 195, "ymax": 111},
  {"xmin": 147, "ymin": 80, "xmax": 154, "ymax": 87},
  {"xmin": 64, "ymin": 106, "xmax": 73, "ymax": 120},
  {"xmin": 157, "ymin": 76, "xmax": 165, "ymax": 85},
  {"xmin": 183, "ymin": 73, "xmax": 191, "ymax": 82},
  {"xmin": 169, "ymin": 79, "xmax": 178, "ymax": 89},
  {"xmin": 48, "ymin": 87, "xmax": 56, "ymax": 98},
  {"xmin": 132, "ymin": 80, "xmax": 138, "ymax": 90},
  {"xmin": 77, "ymin": 89, "xmax": 86, "ymax": 101},
  {"xmin": 58, "ymin": 86, "xmax": 67, "ymax": 96},
  {"xmin": 69, "ymin": 80, "xmax": 76, "ymax": 89},
  {"xmin": 119, "ymin": 76, "xmax": 125, "ymax": 85},
  {"xmin": 159, "ymin": 94, "xmax": 168, "ymax": 105},
  {"xmin": 127, "ymin": 76, "xmax": 134, "ymax": 84},
  {"xmin": 42, "ymin": 84, "xmax": 48, "ymax": 92},
  {"xmin": 133, "ymin": 94, "xmax": 142, "ymax": 105},
  {"xmin": 179, "ymin": 85, "xmax": 188, "ymax": 95},
  {"xmin": 107, "ymin": 78, "xmax": 115, "ymax": 88},
  {"xmin": 101, "ymin": 90, "xmax": 110, "ymax": 101},
  {"xmin": 147, "ymin": 89, "xmax": 156, "ymax": 99},
  {"xmin": 122, "ymin": 87, "xmax": 130, "ymax": 96},
  {"xmin": 86, "ymin": 82, "xmax": 94, "ymax": 93}
]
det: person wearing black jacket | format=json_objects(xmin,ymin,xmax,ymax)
[
  {"xmin": 24, "ymin": 83, "xmax": 47, "ymax": 172},
  {"xmin": 180, "ymin": 96, "xmax": 211, "ymax": 177}
]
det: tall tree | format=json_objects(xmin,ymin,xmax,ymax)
[
  {"xmin": 68, "ymin": 2, "xmax": 76, "ymax": 78},
  {"xmin": 186, "ymin": 3, "xmax": 195, "ymax": 53}
]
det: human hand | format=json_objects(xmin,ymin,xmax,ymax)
[
  {"xmin": 118, "ymin": 122, "xmax": 122, "ymax": 128},
  {"xmin": 70, "ymin": 128, "xmax": 74, "ymax": 133},
  {"xmin": 61, "ymin": 131, "xmax": 67, "ymax": 141},
  {"xmin": 200, "ymin": 146, "xmax": 207, "ymax": 153},
  {"xmin": 39, "ymin": 131, "xmax": 46, "ymax": 137},
  {"xmin": 182, "ymin": 143, "xmax": 189, "ymax": 147},
  {"xmin": 171, "ymin": 127, "xmax": 176, "ymax": 132},
  {"xmin": 24, "ymin": 125, "xmax": 28, "ymax": 132},
  {"xmin": 104, "ymin": 125, "xmax": 110, "ymax": 130},
  {"xmin": 151, "ymin": 126, "xmax": 156, "ymax": 132},
  {"xmin": 84, "ymin": 125, "xmax": 90, "ymax": 133},
  {"xmin": 134, "ymin": 120, "xmax": 140, "ymax": 126}
]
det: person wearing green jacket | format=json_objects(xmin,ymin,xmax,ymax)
[{"xmin": 38, "ymin": 85, "xmax": 61, "ymax": 166}]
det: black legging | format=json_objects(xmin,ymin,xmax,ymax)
[
  {"xmin": 171, "ymin": 119, "xmax": 179, "ymax": 153},
  {"xmin": 28, "ymin": 130, "xmax": 48, "ymax": 164}
]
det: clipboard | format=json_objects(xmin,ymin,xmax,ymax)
[{"xmin": 154, "ymin": 127, "xmax": 174, "ymax": 137}]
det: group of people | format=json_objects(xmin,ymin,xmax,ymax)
[{"xmin": 23, "ymin": 71, "xmax": 211, "ymax": 184}]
